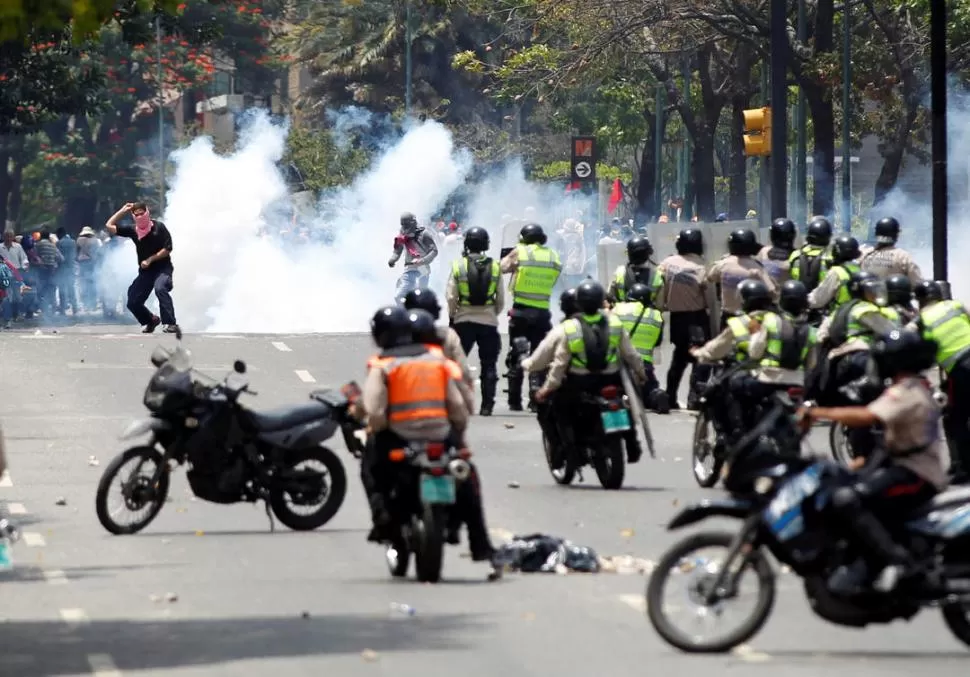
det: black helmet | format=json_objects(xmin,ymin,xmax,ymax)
[
  {"xmin": 728, "ymin": 228, "xmax": 759, "ymax": 257},
  {"xmin": 403, "ymin": 288, "xmax": 441, "ymax": 319},
  {"xmin": 770, "ymin": 218, "xmax": 797, "ymax": 247},
  {"xmin": 560, "ymin": 288, "xmax": 579, "ymax": 316},
  {"xmin": 830, "ymin": 235, "xmax": 860, "ymax": 263},
  {"xmin": 885, "ymin": 274, "xmax": 913, "ymax": 306},
  {"xmin": 463, "ymin": 226, "xmax": 489, "ymax": 253},
  {"xmin": 871, "ymin": 328, "xmax": 937, "ymax": 380},
  {"xmin": 400, "ymin": 212, "xmax": 418, "ymax": 232},
  {"xmin": 626, "ymin": 236, "xmax": 654, "ymax": 264},
  {"xmin": 779, "ymin": 280, "xmax": 809, "ymax": 316},
  {"xmin": 575, "ymin": 279, "xmax": 606, "ymax": 315},
  {"xmin": 848, "ymin": 270, "xmax": 887, "ymax": 305},
  {"xmin": 874, "ymin": 217, "xmax": 900, "ymax": 244},
  {"xmin": 371, "ymin": 305, "xmax": 412, "ymax": 349},
  {"xmin": 806, "ymin": 216, "xmax": 833, "ymax": 246},
  {"xmin": 914, "ymin": 280, "xmax": 945, "ymax": 307},
  {"xmin": 675, "ymin": 228, "xmax": 703, "ymax": 255},
  {"xmin": 738, "ymin": 279, "xmax": 772, "ymax": 312},
  {"xmin": 627, "ymin": 282, "xmax": 653, "ymax": 305},
  {"xmin": 407, "ymin": 309, "xmax": 440, "ymax": 345},
  {"xmin": 519, "ymin": 223, "xmax": 546, "ymax": 245}
]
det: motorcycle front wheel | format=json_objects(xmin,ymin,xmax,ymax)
[
  {"xmin": 269, "ymin": 446, "xmax": 347, "ymax": 531},
  {"xmin": 593, "ymin": 437, "xmax": 625, "ymax": 490},
  {"xmin": 95, "ymin": 446, "xmax": 170, "ymax": 535},
  {"xmin": 691, "ymin": 412, "xmax": 722, "ymax": 488},
  {"xmin": 543, "ymin": 430, "xmax": 576, "ymax": 485},
  {"xmin": 412, "ymin": 505, "xmax": 446, "ymax": 583},
  {"xmin": 646, "ymin": 531, "xmax": 776, "ymax": 653}
]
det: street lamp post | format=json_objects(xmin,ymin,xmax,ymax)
[
  {"xmin": 841, "ymin": 0, "xmax": 852, "ymax": 232},
  {"xmin": 156, "ymin": 15, "xmax": 165, "ymax": 212},
  {"xmin": 405, "ymin": 0, "xmax": 413, "ymax": 117},
  {"xmin": 794, "ymin": 0, "xmax": 808, "ymax": 226},
  {"xmin": 931, "ymin": 0, "xmax": 947, "ymax": 282},
  {"xmin": 769, "ymin": 0, "xmax": 788, "ymax": 220}
]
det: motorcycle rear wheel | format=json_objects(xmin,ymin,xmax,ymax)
[
  {"xmin": 95, "ymin": 446, "xmax": 170, "ymax": 535},
  {"xmin": 941, "ymin": 601, "xmax": 970, "ymax": 648},
  {"xmin": 828, "ymin": 422, "xmax": 854, "ymax": 466},
  {"xmin": 593, "ymin": 437, "xmax": 625, "ymax": 490},
  {"xmin": 691, "ymin": 412, "xmax": 722, "ymax": 488},
  {"xmin": 269, "ymin": 446, "xmax": 347, "ymax": 531},
  {"xmin": 413, "ymin": 505, "xmax": 446, "ymax": 583},
  {"xmin": 543, "ymin": 430, "xmax": 576, "ymax": 485}
]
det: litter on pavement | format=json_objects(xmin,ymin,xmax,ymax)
[{"xmin": 492, "ymin": 533, "xmax": 600, "ymax": 573}]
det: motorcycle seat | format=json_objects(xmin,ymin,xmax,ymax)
[
  {"xmin": 909, "ymin": 486, "xmax": 970, "ymax": 516},
  {"xmin": 248, "ymin": 401, "xmax": 329, "ymax": 432}
]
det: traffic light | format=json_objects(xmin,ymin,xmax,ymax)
[{"xmin": 743, "ymin": 107, "xmax": 772, "ymax": 157}]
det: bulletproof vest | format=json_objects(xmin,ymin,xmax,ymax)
[
  {"xmin": 776, "ymin": 315, "xmax": 811, "ymax": 370},
  {"xmin": 798, "ymin": 252, "xmax": 825, "ymax": 292},
  {"xmin": 578, "ymin": 316, "xmax": 610, "ymax": 372},
  {"xmin": 767, "ymin": 246, "xmax": 792, "ymax": 261},
  {"xmin": 465, "ymin": 256, "xmax": 495, "ymax": 306},
  {"xmin": 826, "ymin": 300, "xmax": 860, "ymax": 349},
  {"xmin": 625, "ymin": 263, "xmax": 654, "ymax": 289}
]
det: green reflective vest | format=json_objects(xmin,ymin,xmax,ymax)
[
  {"xmin": 788, "ymin": 245, "xmax": 831, "ymax": 285},
  {"xmin": 563, "ymin": 313, "xmax": 623, "ymax": 371},
  {"xmin": 512, "ymin": 244, "xmax": 561, "ymax": 309},
  {"xmin": 842, "ymin": 302, "xmax": 899, "ymax": 344},
  {"xmin": 613, "ymin": 264, "xmax": 663, "ymax": 302},
  {"xmin": 451, "ymin": 256, "xmax": 500, "ymax": 306},
  {"xmin": 920, "ymin": 300, "xmax": 970, "ymax": 372},
  {"xmin": 612, "ymin": 301, "xmax": 663, "ymax": 363},
  {"xmin": 760, "ymin": 312, "xmax": 817, "ymax": 369},
  {"xmin": 830, "ymin": 263, "xmax": 861, "ymax": 307},
  {"xmin": 726, "ymin": 314, "xmax": 753, "ymax": 361}
]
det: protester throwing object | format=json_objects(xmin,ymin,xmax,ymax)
[{"xmin": 105, "ymin": 202, "xmax": 179, "ymax": 334}]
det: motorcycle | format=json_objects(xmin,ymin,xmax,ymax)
[
  {"xmin": 0, "ymin": 506, "xmax": 20, "ymax": 571},
  {"xmin": 95, "ymin": 328, "xmax": 355, "ymax": 535},
  {"xmin": 647, "ymin": 397, "xmax": 970, "ymax": 653},
  {"xmin": 690, "ymin": 361, "xmax": 804, "ymax": 488},
  {"xmin": 542, "ymin": 382, "xmax": 636, "ymax": 490},
  {"xmin": 383, "ymin": 440, "xmax": 473, "ymax": 583}
]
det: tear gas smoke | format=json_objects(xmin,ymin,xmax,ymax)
[{"xmin": 148, "ymin": 110, "xmax": 597, "ymax": 333}]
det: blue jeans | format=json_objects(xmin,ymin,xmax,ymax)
[{"xmin": 394, "ymin": 269, "xmax": 429, "ymax": 304}]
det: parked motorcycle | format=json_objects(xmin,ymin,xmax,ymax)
[
  {"xmin": 95, "ymin": 329, "xmax": 355, "ymax": 535},
  {"xmin": 0, "ymin": 507, "xmax": 20, "ymax": 571},
  {"xmin": 542, "ymin": 383, "xmax": 636, "ymax": 490},
  {"xmin": 647, "ymin": 397, "xmax": 970, "ymax": 653},
  {"xmin": 383, "ymin": 440, "xmax": 473, "ymax": 583}
]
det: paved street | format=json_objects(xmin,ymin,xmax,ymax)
[{"xmin": 0, "ymin": 326, "xmax": 967, "ymax": 676}]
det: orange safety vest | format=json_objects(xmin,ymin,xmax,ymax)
[{"xmin": 381, "ymin": 353, "xmax": 450, "ymax": 425}]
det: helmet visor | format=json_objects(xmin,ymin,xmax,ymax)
[{"xmin": 862, "ymin": 280, "xmax": 888, "ymax": 307}]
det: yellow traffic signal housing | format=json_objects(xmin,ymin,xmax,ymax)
[{"xmin": 743, "ymin": 107, "xmax": 772, "ymax": 157}]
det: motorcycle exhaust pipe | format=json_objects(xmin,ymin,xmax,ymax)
[
  {"xmin": 933, "ymin": 389, "xmax": 948, "ymax": 408},
  {"xmin": 448, "ymin": 459, "xmax": 471, "ymax": 481}
]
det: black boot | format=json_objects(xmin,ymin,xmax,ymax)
[
  {"xmin": 626, "ymin": 433, "xmax": 642, "ymax": 463},
  {"xmin": 480, "ymin": 374, "xmax": 497, "ymax": 416},
  {"xmin": 845, "ymin": 510, "xmax": 916, "ymax": 592}
]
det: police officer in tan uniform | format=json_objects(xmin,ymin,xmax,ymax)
[
  {"xmin": 859, "ymin": 217, "xmax": 922, "ymax": 283},
  {"xmin": 706, "ymin": 228, "xmax": 776, "ymax": 328},
  {"xmin": 657, "ymin": 228, "xmax": 712, "ymax": 409},
  {"xmin": 757, "ymin": 217, "xmax": 796, "ymax": 286}
]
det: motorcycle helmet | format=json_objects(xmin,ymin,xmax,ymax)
[
  {"xmin": 738, "ymin": 279, "xmax": 772, "ymax": 312},
  {"xmin": 519, "ymin": 223, "xmax": 546, "ymax": 245},
  {"xmin": 728, "ymin": 229, "xmax": 759, "ymax": 257},
  {"xmin": 626, "ymin": 282, "xmax": 654, "ymax": 306},
  {"xmin": 400, "ymin": 212, "xmax": 418, "ymax": 234},
  {"xmin": 575, "ymin": 279, "xmax": 606, "ymax": 315},
  {"xmin": 871, "ymin": 328, "xmax": 937, "ymax": 380},
  {"xmin": 830, "ymin": 235, "xmax": 861, "ymax": 264},
  {"xmin": 848, "ymin": 270, "xmax": 887, "ymax": 306},
  {"xmin": 806, "ymin": 216, "xmax": 833, "ymax": 246},
  {"xmin": 371, "ymin": 305, "xmax": 412, "ymax": 349},
  {"xmin": 560, "ymin": 288, "xmax": 579, "ymax": 317},
  {"xmin": 914, "ymin": 280, "xmax": 945, "ymax": 307},
  {"xmin": 463, "ymin": 226, "xmax": 489, "ymax": 253},
  {"xmin": 779, "ymin": 280, "xmax": 809, "ymax": 316},
  {"xmin": 675, "ymin": 228, "xmax": 704, "ymax": 256},
  {"xmin": 408, "ymin": 309, "xmax": 441, "ymax": 345},
  {"xmin": 770, "ymin": 218, "xmax": 797, "ymax": 247},
  {"xmin": 885, "ymin": 274, "xmax": 913, "ymax": 307},
  {"xmin": 403, "ymin": 288, "xmax": 441, "ymax": 319},
  {"xmin": 626, "ymin": 236, "xmax": 653, "ymax": 264},
  {"xmin": 874, "ymin": 217, "xmax": 901, "ymax": 245}
]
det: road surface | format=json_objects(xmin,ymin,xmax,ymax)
[{"xmin": 0, "ymin": 325, "xmax": 966, "ymax": 676}]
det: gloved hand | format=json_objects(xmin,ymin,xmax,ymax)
[{"xmin": 387, "ymin": 258, "xmax": 396, "ymax": 268}]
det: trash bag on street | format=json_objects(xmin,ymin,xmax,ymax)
[{"xmin": 492, "ymin": 533, "xmax": 600, "ymax": 573}]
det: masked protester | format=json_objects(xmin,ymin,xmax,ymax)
[
  {"xmin": 105, "ymin": 202, "xmax": 179, "ymax": 334},
  {"xmin": 388, "ymin": 212, "xmax": 438, "ymax": 301}
]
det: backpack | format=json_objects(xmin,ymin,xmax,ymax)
[
  {"xmin": 776, "ymin": 314, "xmax": 812, "ymax": 370},
  {"xmin": 797, "ymin": 252, "xmax": 825, "ymax": 292},
  {"xmin": 577, "ymin": 317, "xmax": 610, "ymax": 372},
  {"xmin": 465, "ymin": 257, "xmax": 495, "ymax": 306},
  {"xmin": 0, "ymin": 264, "xmax": 12, "ymax": 290}
]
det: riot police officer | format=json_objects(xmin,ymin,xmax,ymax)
[
  {"xmin": 758, "ymin": 217, "xmax": 797, "ymax": 285},
  {"xmin": 860, "ymin": 217, "xmax": 923, "ymax": 283},
  {"xmin": 706, "ymin": 228, "xmax": 776, "ymax": 327},
  {"xmin": 608, "ymin": 235, "xmax": 662, "ymax": 303},
  {"xmin": 789, "ymin": 216, "xmax": 833, "ymax": 292},
  {"xmin": 808, "ymin": 235, "xmax": 862, "ymax": 311}
]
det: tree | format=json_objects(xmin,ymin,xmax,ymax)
[
  {"xmin": 282, "ymin": 124, "xmax": 370, "ymax": 191},
  {"xmin": 0, "ymin": 0, "xmax": 180, "ymax": 43}
]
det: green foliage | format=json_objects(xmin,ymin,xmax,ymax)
[
  {"xmin": 530, "ymin": 160, "xmax": 631, "ymax": 184},
  {"xmin": 282, "ymin": 125, "xmax": 371, "ymax": 192},
  {"xmin": 0, "ymin": 0, "xmax": 179, "ymax": 43}
]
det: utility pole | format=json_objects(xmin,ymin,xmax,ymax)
[
  {"xmin": 931, "ymin": 0, "xmax": 947, "ymax": 282},
  {"xmin": 841, "ymin": 0, "xmax": 852, "ymax": 232},
  {"xmin": 405, "ymin": 0, "xmax": 413, "ymax": 117},
  {"xmin": 156, "ymin": 15, "xmax": 165, "ymax": 212},
  {"xmin": 653, "ymin": 83, "xmax": 665, "ymax": 218},
  {"xmin": 794, "ymin": 0, "xmax": 808, "ymax": 226},
  {"xmin": 769, "ymin": 0, "xmax": 788, "ymax": 220}
]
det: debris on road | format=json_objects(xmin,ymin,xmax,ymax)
[
  {"xmin": 54, "ymin": 497, "xmax": 67, "ymax": 506},
  {"xmin": 503, "ymin": 423, "xmax": 515, "ymax": 429},
  {"xmin": 492, "ymin": 533, "xmax": 600, "ymax": 573},
  {"xmin": 361, "ymin": 649, "xmax": 379, "ymax": 662},
  {"xmin": 301, "ymin": 611, "xmax": 311, "ymax": 619},
  {"xmin": 620, "ymin": 528, "xmax": 634, "ymax": 539},
  {"xmin": 507, "ymin": 481, "xmax": 520, "ymax": 489},
  {"xmin": 87, "ymin": 455, "xmax": 99, "ymax": 467},
  {"xmin": 598, "ymin": 555, "xmax": 655, "ymax": 575},
  {"xmin": 149, "ymin": 594, "xmax": 162, "ymax": 603},
  {"xmin": 165, "ymin": 592, "xmax": 178, "ymax": 602},
  {"xmin": 390, "ymin": 602, "xmax": 416, "ymax": 616}
]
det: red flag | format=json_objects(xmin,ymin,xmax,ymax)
[
  {"xmin": 607, "ymin": 178, "xmax": 623, "ymax": 213},
  {"xmin": 565, "ymin": 181, "xmax": 582, "ymax": 193}
]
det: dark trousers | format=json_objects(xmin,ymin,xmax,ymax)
[
  {"xmin": 507, "ymin": 307, "xmax": 551, "ymax": 408},
  {"xmin": 56, "ymin": 268, "xmax": 76, "ymax": 312},
  {"xmin": 945, "ymin": 357, "xmax": 970, "ymax": 477},
  {"xmin": 666, "ymin": 309, "xmax": 712, "ymax": 407},
  {"xmin": 127, "ymin": 265, "xmax": 176, "ymax": 326},
  {"xmin": 35, "ymin": 267, "xmax": 56, "ymax": 312},
  {"xmin": 454, "ymin": 321, "xmax": 501, "ymax": 408}
]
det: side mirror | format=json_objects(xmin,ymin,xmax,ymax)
[{"xmin": 234, "ymin": 360, "xmax": 247, "ymax": 374}]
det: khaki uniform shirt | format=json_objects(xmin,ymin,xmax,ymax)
[
  {"xmin": 756, "ymin": 246, "xmax": 793, "ymax": 285},
  {"xmin": 867, "ymin": 377, "xmax": 949, "ymax": 490},
  {"xmin": 657, "ymin": 253, "xmax": 709, "ymax": 312},
  {"xmin": 706, "ymin": 255, "xmax": 777, "ymax": 313},
  {"xmin": 524, "ymin": 323, "xmax": 645, "ymax": 391},
  {"xmin": 859, "ymin": 245, "xmax": 923, "ymax": 283}
]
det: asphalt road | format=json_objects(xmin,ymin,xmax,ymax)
[{"xmin": 0, "ymin": 325, "xmax": 967, "ymax": 677}]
